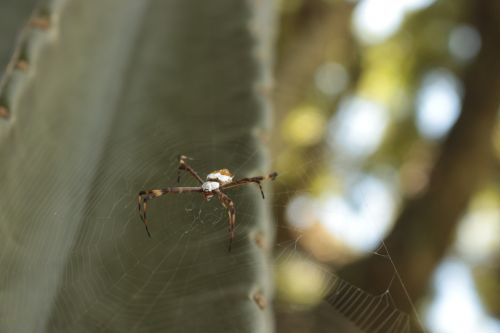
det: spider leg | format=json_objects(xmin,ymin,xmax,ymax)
[
  {"xmin": 221, "ymin": 172, "xmax": 278, "ymax": 199},
  {"xmin": 177, "ymin": 155, "xmax": 204, "ymax": 184},
  {"xmin": 137, "ymin": 192, "xmax": 152, "ymax": 237},
  {"xmin": 137, "ymin": 186, "xmax": 203, "ymax": 237},
  {"xmin": 217, "ymin": 191, "xmax": 236, "ymax": 252}
]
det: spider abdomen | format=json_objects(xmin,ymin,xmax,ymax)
[{"xmin": 206, "ymin": 169, "xmax": 234, "ymax": 185}]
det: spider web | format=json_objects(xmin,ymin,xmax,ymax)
[
  {"xmin": 26, "ymin": 126, "xmax": 420, "ymax": 333},
  {"xmin": 274, "ymin": 239, "xmax": 416, "ymax": 333},
  {"xmin": 0, "ymin": 111, "xmax": 424, "ymax": 333},
  {"xmin": 0, "ymin": 1, "xmax": 426, "ymax": 332},
  {"xmin": 265, "ymin": 154, "xmax": 426, "ymax": 333},
  {"xmin": 0, "ymin": 83, "xmax": 424, "ymax": 333},
  {"xmin": 129, "ymin": 145, "xmax": 424, "ymax": 333},
  {"xmin": 42, "ymin": 135, "xmax": 275, "ymax": 332},
  {"xmin": 272, "ymin": 224, "xmax": 419, "ymax": 332}
]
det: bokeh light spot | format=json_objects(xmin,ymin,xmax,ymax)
[
  {"xmin": 427, "ymin": 259, "xmax": 500, "ymax": 333},
  {"xmin": 318, "ymin": 175, "xmax": 395, "ymax": 252},
  {"xmin": 286, "ymin": 195, "xmax": 320, "ymax": 230},
  {"xmin": 416, "ymin": 69, "xmax": 462, "ymax": 140},
  {"xmin": 276, "ymin": 256, "xmax": 328, "ymax": 306},
  {"xmin": 352, "ymin": 0, "xmax": 435, "ymax": 45},
  {"xmin": 449, "ymin": 24, "xmax": 481, "ymax": 62},
  {"xmin": 286, "ymin": 175, "xmax": 396, "ymax": 254},
  {"xmin": 328, "ymin": 96, "xmax": 389, "ymax": 159},
  {"xmin": 283, "ymin": 105, "xmax": 326, "ymax": 146},
  {"xmin": 456, "ymin": 190, "xmax": 500, "ymax": 263}
]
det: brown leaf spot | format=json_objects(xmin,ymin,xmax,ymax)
[{"xmin": 252, "ymin": 291, "xmax": 267, "ymax": 310}]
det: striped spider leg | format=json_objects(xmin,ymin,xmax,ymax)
[
  {"xmin": 216, "ymin": 172, "xmax": 277, "ymax": 251},
  {"xmin": 137, "ymin": 155, "xmax": 278, "ymax": 251},
  {"xmin": 221, "ymin": 172, "xmax": 278, "ymax": 199},
  {"xmin": 138, "ymin": 187, "xmax": 203, "ymax": 237},
  {"xmin": 217, "ymin": 191, "xmax": 236, "ymax": 251},
  {"xmin": 177, "ymin": 155, "xmax": 203, "ymax": 184}
]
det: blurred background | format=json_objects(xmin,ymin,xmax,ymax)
[{"xmin": 270, "ymin": 0, "xmax": 500, "ymax": 332}]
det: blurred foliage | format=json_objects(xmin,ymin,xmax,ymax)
[{"xmin": 271, "ymin": 0, "xmax": 500, "ymax": 332}]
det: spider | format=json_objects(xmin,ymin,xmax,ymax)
[{"xmin": 138, "ymin": 155, "xmax": 278, "ymax": 251}]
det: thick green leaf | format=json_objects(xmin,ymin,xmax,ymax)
[{"xmin": 0, "ymin": 0, "xmax": 275, "ymax": 332}]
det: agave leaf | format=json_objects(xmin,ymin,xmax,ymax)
[{"xmin": 0, "ymin": 0, "xmax": 275, "ymax": 332}]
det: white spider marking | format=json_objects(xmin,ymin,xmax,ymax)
[{"xmin": 201, "ymin": 181, "xmax": 220, "ymax": 192}]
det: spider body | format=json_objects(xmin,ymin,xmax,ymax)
[
  {"xmin": 138, "ymin": 156, "xmax": 277, "ymax": 251},
  {"xmin": 202, "ymin": 169, "xmax": 234, "ymax": 199}
]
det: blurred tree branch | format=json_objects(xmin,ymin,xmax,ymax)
[
  {"xmin": 339, "ymin": 0, "xmax": 500, "ymax": 331},
  {"xmin": 272, "ymin": 0, "xmax": 356, "ymax": 151}
]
